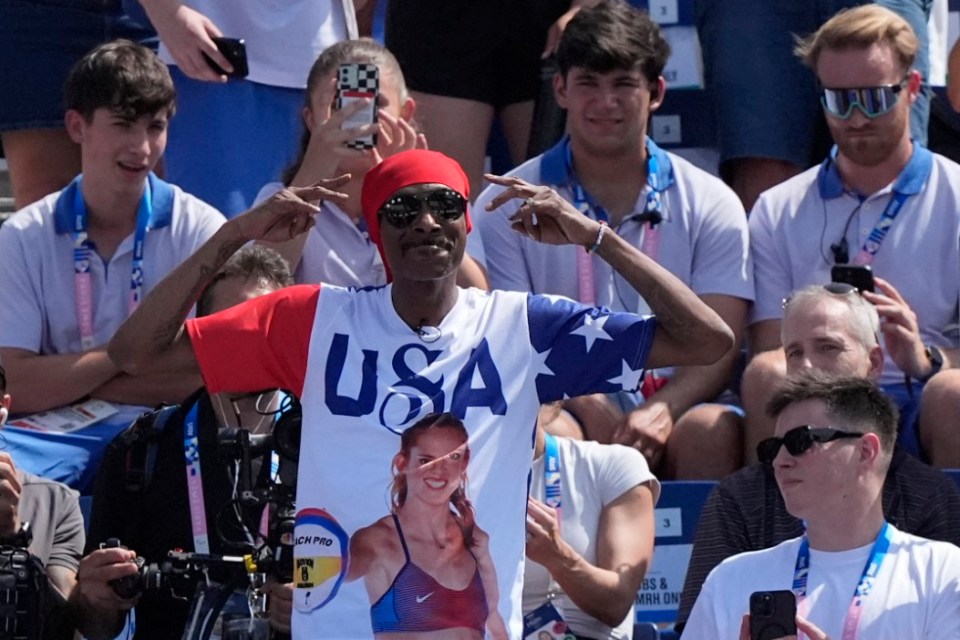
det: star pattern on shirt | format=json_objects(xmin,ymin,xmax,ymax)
[
  {"xmin": 570, "ymin": 313, "xmax": 614, "ymax": 352},
  {"xmin": 531, "ymin": 347, "xmax": 555, "ymax": 380},
  {"xmin": 607, "ymin": 360, "xmax": 645, "ymax": 392}
]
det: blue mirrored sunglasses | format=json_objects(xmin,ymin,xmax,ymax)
[{"xmin": 820, "ymin": 80, "xmax": 907, "ymax": 119}]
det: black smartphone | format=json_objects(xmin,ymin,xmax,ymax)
[
  {"xmin": 831, "ymin": 264, "xmax": 875, "ymax": 293},
  {"xmin": 336, "ymin": 63, "xmax": 379, "ymax": 150},
  {"xmin": 202, "ymin": 37, "xmax": 248, "ymax": 78},
  {"xmin": 750, "ymin": 591, "xmax": 797, "ymax": 640}
]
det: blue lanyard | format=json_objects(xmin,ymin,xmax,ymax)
[
  {"xmin": 72, "ymin": 178, "xmax": 152, "ymax": 349},
  {"xmin": 543, "ymin": 433, "xmax": 562, "ymax": 513},
  {"xmin": 563, "ymin": 137, "xmax": 662, "ymax": 225},
  {"xmin": 792, "ymin": 521, "xmax": 892, "ymax": 639},
  {"xmin": 183, "ymin": 402, "xmax": 210, "ymax": 554},
  {"xmin": 853, "ymin": 192, "xmax": 909, "ymax": 265}
]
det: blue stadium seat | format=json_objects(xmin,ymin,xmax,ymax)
[{"xmin": 635, "ymin": 481, "xmax": 716, "ymax": 631}]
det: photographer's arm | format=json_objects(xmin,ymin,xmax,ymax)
[{"xmin": 55, "ymin": 548, "xmax": 139, "ymax": 640}]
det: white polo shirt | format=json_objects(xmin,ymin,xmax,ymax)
[
  {"xmin": 474, "ymin": 136, "xmax": 754, "ymax": 314},
  {"xmin": 0, "ymin": 173, "xmax": 225, "ymax": 357},
  {"xmin": 749, "ymin": 145, "xmax": 960, "ymax": 386}
]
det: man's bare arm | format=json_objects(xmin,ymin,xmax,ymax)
[
  {"xmin": 110, "ymin": 182, "xmax": 346, "ymax": 376},
  {"xmin": 0, "ymin": 347, "xmax": 118, "ymax": 413},
  {"xmin": 483, "ymin": 175, "xmax": 734, "ymax": 369}
]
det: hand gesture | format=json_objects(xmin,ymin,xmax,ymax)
[
  {"xmin": 145, "ymin": 4, "xmax": 230, "ymax": 82},
  {"xmin": 233, "ymin": 177, "xmax": 350, "ymax": 243},
  {"xmin": 373, "ymin": 108, "xmax": 427, "ymax": 164},
  {"xmin": 612, "ymin": 401, "xmax": 673, "ymax": 469},
  {"xmin": 0, "ymin": 453, "xmax": 20, "ymax": 537},
  {"xmin": 483, "ymin": 174, "xmax": 599, "ymax": 247},
  {"xmin": 76, "ymin": 547, "xmax": 142, "ymax": 611},
  {"xmin": 863, "ymin": 277, "xmax": 929, "ymax": 378}
]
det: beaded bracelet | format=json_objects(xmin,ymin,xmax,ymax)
[{"xmin": 587, "ymin": 220, "xmax": 608, "ymax": 254}]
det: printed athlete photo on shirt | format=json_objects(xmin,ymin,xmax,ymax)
[
  {"xmin": 346, "ymin": 413, "xmax": 507, "ymax": 638},
  {"xmin": 191, "ymin": 283, "xmax": 657, "ymax": 637}
]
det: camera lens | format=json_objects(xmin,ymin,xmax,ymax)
[{"xmin": 751, "ymin": 592, "xmax": 775, "ymax": 617}]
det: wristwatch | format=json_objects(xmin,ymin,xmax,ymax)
[{"xmin": 919, "ymin": 344, "xmax": 944, "ymax": 383}]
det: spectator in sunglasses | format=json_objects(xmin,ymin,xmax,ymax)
[
  {"xmin": 104, "ymin": 149, "xmax": 733, "ymax": 637},
  {"xmin": 676, "ymin": 283, "xmax": 960, "ymax": 634},
  {"xmin": 744, "ymin": 4, "xmax": 960, "ymax": 469},
  {"xmin": 684, "ymin": 371, "xmax": 960, "ymax": 639}
]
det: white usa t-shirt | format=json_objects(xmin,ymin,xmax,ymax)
[{"xmin": 186, "ymin": 284, "xmax": 656, "ymax": 638}]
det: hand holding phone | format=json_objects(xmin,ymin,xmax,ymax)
[
  {"xmin": 202, "ymin": 37, "xmax": 248, "ymax": 78},
  {"xmin": 336, "ymin": 63, "xmax": 379, "ymax": 150},
  {"xmin": 749, "ymin": 590, "xmax": 797, "ymax": 640},
  {"xmin": 831, "ymin": 264, "xmax": 875, "ymax": 293}
]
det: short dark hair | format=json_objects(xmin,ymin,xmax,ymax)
[
  {"xmin": 196, "ymin": 246, "xmax": 294, "ymax": 318},
  {"xmin": 767, "ymin": 371, "xmax": 898, "ymax": 456},
  {"xmin": 556, "ymin": 0, "xmax": 671, "ymax": 82},
  {"xmin": 64, "ymin": 39, "xmax": 176, "ymax": 121}
]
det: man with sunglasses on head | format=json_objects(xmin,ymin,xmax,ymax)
[
  {"xmin": 675, "ymin": 283, "xmax": 960, "ymax": 634},
  {"xmin": 104, "ymin": 148, "xmax": 733, "ymax": 637},
  {"xmin": 743, "ymin": 4, "xmax": 960, "ymax": 469},
  {"xmin": 475, "ymin": 0, "xmax": 752, "ymax": 481},
  {"xmin": 683, "ymin": 371, "xmax": 960, "ymax": 639}
]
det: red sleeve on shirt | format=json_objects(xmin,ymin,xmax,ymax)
[{"xmin": 185, "ymin": 284, "xmax": 320, "ymax": 397}]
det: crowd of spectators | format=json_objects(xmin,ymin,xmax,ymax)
[{"xmin": 0, "ymin": 0, "xmax": 959, "ymax": 638}]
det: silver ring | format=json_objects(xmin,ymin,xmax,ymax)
[
  {"xmin": 525, "ymin": 531, "xmax": 533, "ymax": 542},
  {"xmin": 524, "ymin": 197, "xmax": 535, "ymax": 207}
]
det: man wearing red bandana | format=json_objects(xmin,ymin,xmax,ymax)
[{"xmin": 104, "ymin": 149, "xmax": 733, "ymax": 638}]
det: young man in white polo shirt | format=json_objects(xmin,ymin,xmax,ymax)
[
  {"xmin": 0, "ymin": 40, "xmax": 224, "ymax": 434},
  {"xmin": 475, "ymin": 0, "xmax": 753, "ymax": 479}
]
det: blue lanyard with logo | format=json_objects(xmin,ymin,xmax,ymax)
[
  {"xmin": 543, "ymin": 433, "xmax": 562, "ymax": 521},
  {"xmin": 564, "ymin": 138, "xmax": 663, "ymax": 305},
  {"xmin": 852, "ymin": 192, "xmax": 909, "ymax": 266},
  {"xmin": 72, "ymin": 178, "xmax": 151, "ymax": 350},
  {"xmin": 792, "ymin": 521, "xmax": 892, "ymax": 639},
  {"xmin": 183, "ymin": 402, "xmax": 211, "ymax": 554}
]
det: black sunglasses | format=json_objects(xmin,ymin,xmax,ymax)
[
  {"xmin": 377, "ymin": 188, "xmax": 467, "ymax": 229},
  {"xmin": 757, "ymin": 425, "xmax": 863, "ymax": 465}
]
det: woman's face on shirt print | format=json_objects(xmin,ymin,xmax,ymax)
[{"xmin": 397, "ymin": 426, "xmax": 469, "ymax": 506}]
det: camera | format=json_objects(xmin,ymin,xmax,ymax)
[{"xmin": 0, "ymin": 531, "xmax": 47, "ymax": 640}]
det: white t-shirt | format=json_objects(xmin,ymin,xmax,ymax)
[
  {"xmin": 187, "ymin": 284, "xmax": 657, "ymax": 639},
  {"xmin": 683, "ymin": 525, "xmax": 960, "ymax": 639},
  {"xmin": 525, "ymin": 438, "xmax": 660, "ymax": 640},
  {"xmin": 158, "ymin": 1, "xmax": 357, "ymax": 87}
]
